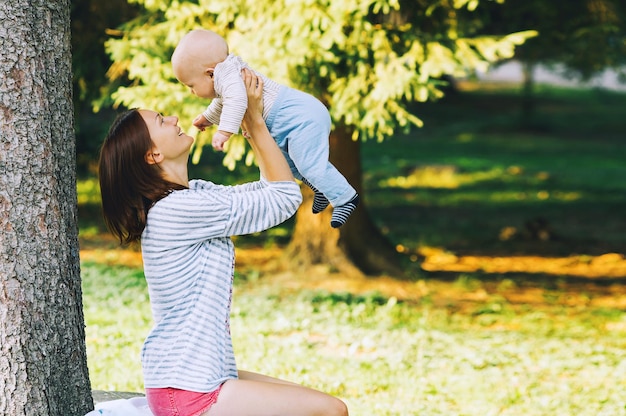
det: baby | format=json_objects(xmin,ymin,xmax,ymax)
[{"xmin": 171, "ymin": 29, "xmax": 359, "ymax": 228}]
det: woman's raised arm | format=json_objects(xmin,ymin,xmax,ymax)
[{"xmin": 240, "ymin": 69, "xmax": 294, "ymax": 183}]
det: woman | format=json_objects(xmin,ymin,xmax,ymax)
[{"xmin": 98, "ymin": 70, "xmax": 349, "ymax": 416}]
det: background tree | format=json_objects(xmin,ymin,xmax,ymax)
[
  {"xmin": 480, "ymin": 0, "xmax": 626, "ymax": 120},
  {"xmin": 0, "ymin": 1, "xmax": 93, "ymax": 414},
  {"xmin": 104, "ymin": 0, "xmax": 534, "ymax": 277},
  {"xmin": 70, "ymin": 0, "xmax": 139, "ymax": 174}
]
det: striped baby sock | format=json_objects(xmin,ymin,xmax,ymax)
[
  {"xmin": 302, "ymin": 178, "xmax": 330, "ymax": 214},
  {"xmin": 331, "ymin": 194, "xmax": 359, "ymax": 228}
]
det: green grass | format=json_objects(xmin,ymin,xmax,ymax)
[
  {"xmin": 83, "ymin": 262, "xmax": 626, "ymax": 415},
  {"xmin": 82, "ymin": 263, "xmax": 152, "ymax": 391}
]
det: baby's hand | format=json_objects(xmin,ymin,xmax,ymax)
[
  {"xmin": 212, "ymin": 130, "xmax": 232, "ymax": 151},
  {"xmin": 193, "ymin": 114, "xmax": 212, "ymax": 131}
]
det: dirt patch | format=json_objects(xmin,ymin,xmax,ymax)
[
  {"xmin": 233, "ymin": 246, "xmax": 626, "ymax": 311},
  {"xmin": 418, "ymin": 248, "xmax": 626, "ymax": 279},
  {"xmin": 80, "ymin": 245, "xmax": 626, "ymax": 312},
  {"xmin": 81, "ymin": 248, "xmax": 144, "ymax": 269}
]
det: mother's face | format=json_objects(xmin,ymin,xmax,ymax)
[{"xmin": 139, "ymin": 110, "xmax": 194, "ymax": 163}]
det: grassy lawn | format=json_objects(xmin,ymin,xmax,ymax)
[
  {"xmin": 83, "ymin": 262, "xmax": 626, "ymax": 415},
  {"xmin": 81, "ymin": 83, "xmax": 626, "ymax": 415}
]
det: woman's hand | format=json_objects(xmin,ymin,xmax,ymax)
[
  {"xmin": 238, "ymin": 69, "xmax": 293, "ymax": 182},
  {"xmin": 241, "ymin": 69, "xmax": 264, "ymax": 136}
]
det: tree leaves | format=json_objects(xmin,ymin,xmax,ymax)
[{"xmin": 104, "ymin": 0, "xmax": 534, "ymax": 166}]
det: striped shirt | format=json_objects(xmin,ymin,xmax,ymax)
[
  {"xmin": 202, "ymin": 54, "xmax": 283, "ymax": 134},
  {"xmin": 140, "ymin": 179, "xmax": 301, "ymax": 392}
]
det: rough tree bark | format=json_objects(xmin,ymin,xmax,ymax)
[
  {"xmin": 283, "ymin": 124, "xmax": 407, "ymax": 278},
  {"xmin": 0, "ymin": 1, "xmax": 93, "ymax": 415}
]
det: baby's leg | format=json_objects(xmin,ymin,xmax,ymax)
[
  {"xmin": 300, "ymin": 177, "xmax": 359, "ymax": 227},
  {"xmin": 290, "ymin": 147, "xmax": 358, "ymax": 228},
  {"xmin": 328, "ymin": 194, "xmax": 360, "ymax": 228},
  {"xmin": 268, "ymin": 89, "xmax": 358, "ymax": 227},
  {"xmin": 301, "ymin": 177, "xmax": 330, "ymax": 214}
]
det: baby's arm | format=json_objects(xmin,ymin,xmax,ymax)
[
  {"xmin": 209, "ymin": 72, "xmax": 248, "ymax": 151},
  {"xmin": 194, "ymin": 98, "xmax": 223, "ymax": 131},
  {"xmin": 193, "ymin": 114, "xmax": 212, "ymax": 131},
  {"xmin": 216, "ymin": 66, "xmax": 249, "ymax": 138},
  {"xmin": 212, "ymin": 130, "xmax": 232, "ymax": 151}
]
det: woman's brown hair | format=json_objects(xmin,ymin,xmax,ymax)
[{"xmin": 98, "ymin": 109, "xmax": 186, "ymax": 245}]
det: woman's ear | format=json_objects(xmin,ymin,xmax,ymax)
[{"xmin": 145, "ymin": 149, "xmax": 163, "ymax": 165}]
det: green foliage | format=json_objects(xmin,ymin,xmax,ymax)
[
  {"xmin": 70, "ymin": 0, "xmax": 141, "ymax": 174},
  {"xmin": 481, "ymin": 0, "xmax": 626, "ymax": 80},
  {"xmin": 70, "ymin": 0, "xmax": 140, "ymax": 104},
  {"xmin": 104, "ymin": 0, "xmax": 534, "ymax": 167}
]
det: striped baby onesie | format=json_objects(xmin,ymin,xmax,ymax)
[{"xmin": 202, "ymin": 54, "xmax": 282, "ymax": 135}]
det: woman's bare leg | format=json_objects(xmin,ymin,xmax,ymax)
[
  {"xmin": 205, "ymin": 370, "xmax": 348, "ymax": 416},
  {"xmin": 237, "ymin": 370, "xmax": 300, "ymax": 385}
]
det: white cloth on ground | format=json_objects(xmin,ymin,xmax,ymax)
[{"xmin": 84, "ymin": 397, "xmax": 153, "ymax": 416}]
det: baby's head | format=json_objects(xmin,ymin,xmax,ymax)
[{"xmin": 172, "ymin": 29, "xmax": 229, "ymax": 98}]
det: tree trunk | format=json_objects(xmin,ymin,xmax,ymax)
[
  {"xmin": 521, "ymin": 60, "xmax": 536, "ymax": 126},
  {"xmin": 0, "ymin": 1, "xmax": 93, "ymax": 415},
  {"xmin": 283, "ymin": 124, "xmax": 406, "ymax": 278}
]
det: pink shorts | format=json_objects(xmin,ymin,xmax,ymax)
[{"xmin": 145, "ymin": 385, "xmax": 223, "ymax": 416}]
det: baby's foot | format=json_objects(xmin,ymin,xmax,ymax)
[
  {"xmin": 302, "ymin": 178, "xmax": 330, "ymax": 214},
  {"xmin": 312, "ymin": 192, "xmax": 330, "ymax": 214},
  {"xmin": 331, "ymin": 194, "xmax": 359, "ymax": 228}
]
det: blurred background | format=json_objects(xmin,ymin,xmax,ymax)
[{"xmin": 73, "ymin": 1, "xmax": 626, "ymax": 414}]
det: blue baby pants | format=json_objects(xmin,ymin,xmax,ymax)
[{"xmin": 265, "ymin": 87, "xmax": 356, "ymax": 207}]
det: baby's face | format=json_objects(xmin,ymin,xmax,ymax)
[{"xmin": 175, "ymin": 66, "xmax": 216, "ymax": 99}]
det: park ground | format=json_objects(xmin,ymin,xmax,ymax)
[{"xmin": 80, "ymin": 243, "xmax": 626, "ymax": 314}]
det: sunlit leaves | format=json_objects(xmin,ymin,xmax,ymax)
[{"xmin": 104, "ymin": 0, "xmax": 535, "ymax": 166}]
